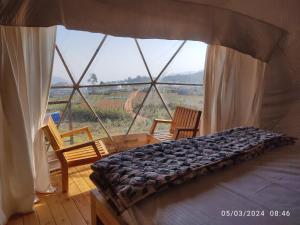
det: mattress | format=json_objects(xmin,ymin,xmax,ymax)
[
  {"xmin": 121, "ymin": 144, "xmax": 300, "ymax": 225},
  {"xmin": 91, "ymin": 127, "xmax": 295, "ymax": 215}
]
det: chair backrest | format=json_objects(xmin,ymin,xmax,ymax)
[
  {"xmin": 42, "ymin": 114, "xmax": 64, "ymax": 150},
  {"xmin": 170, "ymin": 106, "xmax": 202, "ymax": 138}
]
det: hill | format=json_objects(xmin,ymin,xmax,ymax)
[{"xmin": 52, "ymin": 70, "xmax": 204, "ymax": 85}]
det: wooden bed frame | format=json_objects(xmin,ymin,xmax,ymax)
[{"xmin": 91, "ymin": 189, "xmax": 125, "ymax": 225}]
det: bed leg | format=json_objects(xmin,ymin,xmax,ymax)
[{"xmin": 91, "ymin": 189, "xmax": 123, "ymax": 225}]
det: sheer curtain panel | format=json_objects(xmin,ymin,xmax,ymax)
[
  {"xmin": 201, "ymin": 45, "xmax": 266, "ymax": 135},
  {"xmin": 0, "ymin": 26, "xmax": 56, "ymax": 224}
]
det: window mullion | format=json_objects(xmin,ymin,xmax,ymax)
[
  {"xmin": 154, "ymin": 40, "xmax": 186, "ymax": 83},
  {"xmin": 126, "ymin": 84, "xmax": 153, "ymax": 135},
  {"xmin": 153, "ymin": 84, "xmax": 173, "ymax": 119},
  {"xmin": 134, "ymin": 38, "xmax": 154, "ymax": 82},
  {"xmin": 76, "ymin": 88, "xmax": 114, "ymax": 143},
  {"xmin": 78, "ymin": 82, "xmax": 151, "ymax": 88},
  {"xmin": 55, "ymin": 45, "xmax": 77, "ymax": 86},
  {"xmin": 57, "ymin": 88, "xmax": 76, "ymax": 128},
  {"xmin": 156, "ymin": 82, "xmax": 203, "ymax": 86},
  {"xmin": 77, "ymin": 35, "xmax": 107, "ymax": 85}
]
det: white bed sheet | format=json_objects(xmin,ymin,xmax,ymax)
[{"xmin": 121, "ymin": 144, "xmax": 300, "ymax": 225}]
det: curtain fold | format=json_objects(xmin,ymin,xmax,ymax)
[
  {"xmin": 201, "ymin": 45, "xmax": 266, "ymax": 135},
  {"xmin": 0, "ymin": 26, "xmax": 56, "ymax": 224}
]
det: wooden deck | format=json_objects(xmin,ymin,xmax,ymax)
[{"xmin": 6, "ymin": 165, "xmax": 96, "ymax": 225}]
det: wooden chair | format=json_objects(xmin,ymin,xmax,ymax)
[
  {"xmin": 42, "ymin": 114, "xmax": 109, "ymax": 192},
  {"xmin": 149, "ymin": 106, "xmax": 201, "ymax": 141}
]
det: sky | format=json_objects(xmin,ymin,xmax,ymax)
[{"xmin": 52, "ymin": 26, "xmax": 207, "ymax": 84}]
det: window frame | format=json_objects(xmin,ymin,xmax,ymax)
[{"xmin": 49, "ymin": 34, "xmax": 204, "ymax": 142}]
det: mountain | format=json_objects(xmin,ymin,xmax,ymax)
[
  {"xmin": 101, "ymin": 71, "xmax": 204, "ymax": 84},
  {"xmin": 161, "ymin": 71, "xmax": 203, "ymax": 84},
  {"xmin": 51, "ymin": 76, "xmax": 69, "ymax": 85},
  {"xmin": 52, "ymin": 71, "xmax": 204, "ymax": 85}
]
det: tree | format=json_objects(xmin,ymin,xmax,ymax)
[
  {"xmin": 87, "ymin": 73, "xmax": 98, "ymax": 95},
  {"xmin": 87, "ymin": 73, "xmax": 98, "ymax": 85}
]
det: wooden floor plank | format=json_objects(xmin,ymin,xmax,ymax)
[
  {"xmin": 45, "ymin": 194, "xmax": 72, "ymax": 225},
  {"xmin": 6, "ymin": 165, "xmax": 96, "ymax": 225},
  {"xmin": 69, "ymin": 168, "xmax": 90, "ymax": 193},
  {"xmin": 23, "ymin": 212, "xmax": 40, "ymax": 225},
  {"xmin": 68, "ymin": 167, "xmax": 92, "ymax": 225},
  {"xmin": 34, "ymin": 200, "xmax": 56, "ymax": 225},
  {"xmin": 74, "ymin": 166, "xmax": 96, "ymax": 189},
  {"xmin": 51, "ymin": 171, "xmax": 87, "ymax": 225},
  {"xmin": 6, "ymin": 216, "xmax": 23, "ymax": 225}
]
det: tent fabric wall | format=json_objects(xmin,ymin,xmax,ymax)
[
  {"xmin": 184, "ymin": 0, "xmax": 300, "ymax": 140},
  {"xmin": 201, "ymin": 45, "xmax": 266, "ymax": 135},
  {"xmin": 0, "ymin": 26, "xmax": 56, "ymax": 224},
  {"xmin": 0, "ymin": 0, "xmax": 285, "ymax": 62}
]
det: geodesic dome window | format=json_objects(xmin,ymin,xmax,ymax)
[{"xmin": 47, "ymin": 26, "xmax": 207, "ymax": 143}]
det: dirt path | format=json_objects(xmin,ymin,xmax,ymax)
[{"xmin": 124, "ymin": 91, "xmax": 147, "ymax": 123}]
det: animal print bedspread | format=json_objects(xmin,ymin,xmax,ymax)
[{"xmin": 90, "ymin": 127, "xmax": 296, "ymax": 213}]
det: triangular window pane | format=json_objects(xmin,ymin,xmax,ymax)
[
  {"xmin": 80, "ymin": 84, "xmax": 149, "ymax": 136},
  {"xmin": 56, "ymin": 26, "xmax": 105, "ymax": 82},
  {"xmin": 156, "ymin": 84, "xmax": 204, "ymax": 115},
  {"xmin": 137, "ymin": 39, "xmax": 184, "ymax": 79},
  {"xmin": 59, "ymin": 91, "xmax": 109, "ymax": 144},
  {"xmin": 157, "ymin": 41, "xmax": 207, "ymax": 85},
  {"xmin": 81, "ymin": 36, "xmax": 151, "ymax": 85},
  {"xmin": 51, "ymin": 50, "xmax": 73, "ymax": 86},
  {"xmin": 129, "ymin": 87, "xmax": 171, "ymax": 134}
]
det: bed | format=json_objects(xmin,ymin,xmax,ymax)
[{"xmin": 90, "ymin": 127, "xmax": 298, "ymax": 225}]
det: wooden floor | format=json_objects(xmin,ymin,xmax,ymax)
[{"xmin": 6, "ymin": 165, "xmax": 96, "ymax": 225}]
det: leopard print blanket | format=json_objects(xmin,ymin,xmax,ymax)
[{"xmin": 90, "ymin": 127, "xmax": 296, "ymax": 213}]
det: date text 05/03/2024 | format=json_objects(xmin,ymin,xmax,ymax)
[{"xmin": 221, "ymin": 210, "xmax": 291, "ymax": 217}]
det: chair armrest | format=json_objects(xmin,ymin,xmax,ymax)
[
  {"xmin": 153, "ymin": 119, "xmax": 172, "ymax": 123},
  {"xmin": 173, "ymin": 127, "xmax": 199, "ymax": 140},
  {"xmin": 61, "ymin": 127, "xmax": 93, "ymax": 140},
  {"xmin": 56, "ymin": 140, "xmax": 100, "ymax": 156},
  {"xmin": 149, "ymin": 119, "xmax": 173, "ymax": 134}
]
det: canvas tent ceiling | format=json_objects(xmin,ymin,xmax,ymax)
[
  {"xmin": 0, "ymin": 0, "xmax": 285, "ymax": 61},
  {"xmin": 1, "ymin": 0, "xmax": 300, "ymax": 138}
]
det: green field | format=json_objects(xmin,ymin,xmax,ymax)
[{"xmin": 47, "ymin": 86, "xmax": 203, "ymax": 143}]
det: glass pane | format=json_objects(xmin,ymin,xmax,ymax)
[
  {"xmin": 81, "ymin": 36, "xmax": 151, "ymax": 85},
  {"xmin": 137, "ymin": 39, "xmax": 184, "ymax": 79},
  {"xmin": 129, "ymin": 87, "xmax": 171, "ymax": 134},
  {"xmin": 56, "ymin": 26, "xmax": 105, "ymax": 82},
  {"xmin": 47, "ymin": 88, "xmax": 73, "ymax": 145},
  {"xmin": 59, "ymin": 91, "xmax": 109, "ymax": 143},
  {"xmin": 81, "ymin": 84, "xmax": 149, "ymax": 136},
  {"xmin": 156, "ymin": 84, "xmax": 204, "ymax": 115},
  {"xmin": 48, "ymin": 88, "xmax": 73, "ymax": 102},
  {"xmin": 158, "ymin": 41, "xmax": 207, "ymax": 84},
  {"xmin": 51, "ymin": 50, "xmax": 73, "ymax": 86}
]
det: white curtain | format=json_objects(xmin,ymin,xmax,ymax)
[
  {"xmin": 0, "ymin": 26, "xmax": 56, "ymax": 224},
  {"xmin": 201, "ymin": 45, "xmax": 266, "ymax": 135}
]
